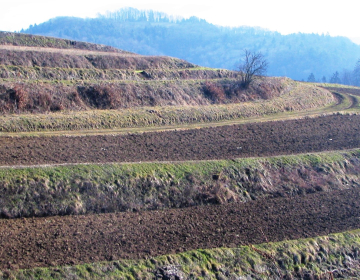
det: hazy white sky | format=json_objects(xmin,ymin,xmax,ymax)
[{"xmin": 1, "ymin": 0, "xmax": 359, "ymax": 43}]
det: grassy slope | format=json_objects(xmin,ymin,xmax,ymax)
[
  {"xmin": 4, "ymin": 229, "xmax": 360, "ymax": 279},
  {"xmin": 1, "ymin": 149, "xmax": 360, "ymax": 218}
]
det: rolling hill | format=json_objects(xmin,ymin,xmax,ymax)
[
  {"xmin": 21, "ymin": 7, "xmax": 360, "ymax": 82},
  {"xmin": 1, "ymin": 31, "xmax": 360, "ymax": 279}
]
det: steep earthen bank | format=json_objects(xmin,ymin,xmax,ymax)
[
  {"xmin": 0, "ymin": 48, "xmax": 193, "ymax": 70},
  {"xmin": 0, "ymin": 65, "xmax": 238, "ymax": 81},
  {"xmin": 1, "ymin": 150, "xmax": 360, "ymax": 219},
  {"xmin": 0, "ymin": 77, "xmax": 293, "ymax": 113},
  {"xmin": 0, "ymin": 31, "xmax": 123, "ymax": 51}
]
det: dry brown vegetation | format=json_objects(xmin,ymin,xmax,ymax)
[
  {"xmin": 0, "ymin": 65, "xmax": 237, "ymax": 81},
  {"xmin": 0, "ymin": 77, "xmax": 293, "ymax": 114},
  {"xmin": 0, "ymin": 49, "xmax": 193, "ymax": 70}
]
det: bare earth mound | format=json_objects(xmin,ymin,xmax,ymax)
[{"xmin": 1, "ymin": 114, "xmax": 360, "ymax": 166}]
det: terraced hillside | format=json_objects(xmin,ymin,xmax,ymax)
[{"xmin": 1, "ymin": 32, "xmax": 360, "ymax": 279}]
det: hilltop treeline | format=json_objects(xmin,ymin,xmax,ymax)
[
  {"xmin": 22, "ymin": 8, "xmax": 360, "ymax": 82},
  {"xmin": 307, "ymin": 59, "xmax": 360, "ymax": 86}
]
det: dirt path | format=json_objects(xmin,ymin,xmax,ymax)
[
  {"xmin": 0, "ymin": 114, "xmax": 359, "ymax": 167},
  {"xmin": 322, "ymin": 86, "xmax": 360, "ymax": 97},
  {"xmin": 1, "ymin": 188, "xmax": 360, "ymax": 270},
  {"xmin": 347, "ymin": 94, "xmax": 360, "ymax": 109},
  {"xmin": 322, "ymin": 87, "xmax": 360, "ymax": 110}
]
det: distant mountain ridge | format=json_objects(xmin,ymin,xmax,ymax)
[{"xmin": 22, "ymin": 7, "xmax": 360, "ymax": 82}]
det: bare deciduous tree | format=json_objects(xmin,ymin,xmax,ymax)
[{"xmin": 238, "ymin": 49, "xmax": 268, "ymax": 88}]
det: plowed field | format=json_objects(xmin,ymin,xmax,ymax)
[
  {"xmin": 1, "ymin": 114, "xmax": 360, "ymax": 167},
  {"xmin": 1, "ymin": 188, "xmax": 360, "ymax": 270},
  {"xmin": 324, "ymin": 86, "xmax": 360, "ymax": 96}
]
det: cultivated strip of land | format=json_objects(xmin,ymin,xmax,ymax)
[
  {"xmin": 1, "ymin": 114, "xmax": 359, "ymax": 167},
  {"xmin": 7, "ymin": 229, "xmax": 360, "ymax": 279},
  {"xmin": 1, "ymin": 188, "xmax": 360, "ymax": 270}
]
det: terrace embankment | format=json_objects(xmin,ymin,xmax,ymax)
[
  {"xmin": 0, "ymin": 48, "xmax": 193, "ymax": 70},
  {"xmin": 0, "ymin": 65, "xmax": 237, "ymax": 80},
  {"xmin": 1, "ymin": 149, "xmax": 360, "ymax": 218},
  {"xmin": 0, "ymin": 31, "xmax": 125, "ymax": 52},
  {"xmin": 0, "ymin": 80, "xmax": 335, "ymax": 133},
  {"xmin": 0, "ymin": 76, "xmax": 304, "ymax": 114}
]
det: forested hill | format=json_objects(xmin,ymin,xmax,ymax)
[{"xmin": 22, "ymin": 8, "xmax": 360, "ymax": 82}]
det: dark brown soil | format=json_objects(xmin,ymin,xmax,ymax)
[
  {"xmin": 323, "ymin": 86, "xmax": 360, "ymax": 96},
  {"xmin": 1, "ymin": 188, "xmax": 360, "ymax": 270},
  {"xmin": 1, "ymin": 114, "xmax": 360, "ymax": 166}
]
